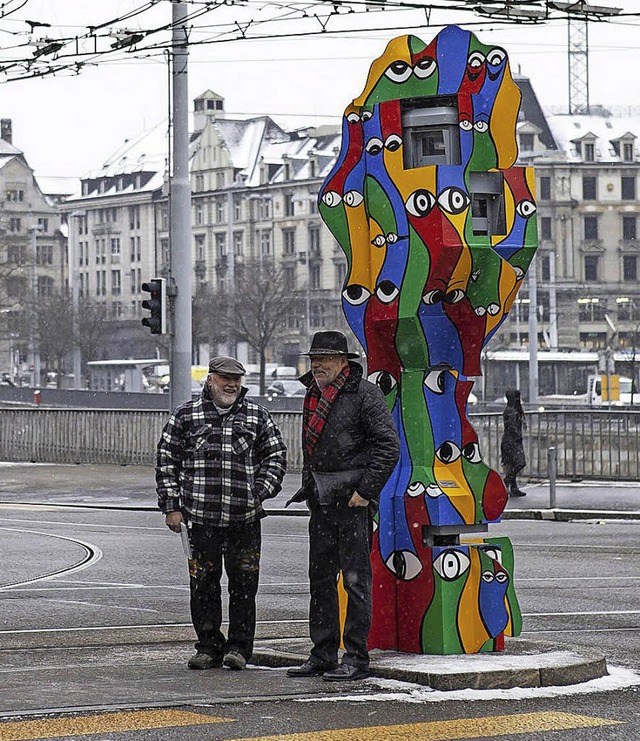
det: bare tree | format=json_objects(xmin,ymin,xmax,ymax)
[{"xmin": 37, "ymin": 291, "xmax": 75, "ymax": 386}]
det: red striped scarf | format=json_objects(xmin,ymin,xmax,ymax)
[{"xmin": 303, "ymin": 366, "xmax": 350, "ymax": 458}]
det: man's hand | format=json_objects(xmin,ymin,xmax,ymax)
[
  {"xmin": 348, "ymin": 491, "xmax": 369, "ymax": 508},
  {"xmin": 165, "ymin": 511, "xmax": 184, "ymax": 533}
]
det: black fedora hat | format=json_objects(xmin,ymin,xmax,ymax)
[{"xmin": 301, "ymin": 330, "xmax": 360, "ymax": 359}]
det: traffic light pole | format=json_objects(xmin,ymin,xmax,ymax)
[{"xmin": 169, "ymin": 1, "xmax": 193, "ymax": 410}]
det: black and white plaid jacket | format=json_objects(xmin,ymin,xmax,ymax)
[{"xmin": 156, "ymin": 386, "xmax": 287, "ymax": 525}]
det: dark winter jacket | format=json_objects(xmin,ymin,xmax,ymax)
[
  {"xmin": 500, "ymin": 405, "xmax": 526, "ymax": 476},
  {"xmin": 294, "ymin": 362, "xmax": 400, "ymax": 506}
]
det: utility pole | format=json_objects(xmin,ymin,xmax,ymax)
[
  {"xmin": 28, "ymin": 224, "xmax": 42, "ymax": 388},
  {"xmin": 528, "ymin": 265, "xmax": 539, "ymax": 406},
  {"xmin": 170, "ymin": 1, "xmax": 192, "ymax": 409}
]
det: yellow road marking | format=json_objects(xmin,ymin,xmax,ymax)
[
  {"xmin": 0, "ymin": 709, "xmax": 233, "ymax": 741},
  {"xmin": 225, "ymin": 711, "xmax": 620, "ymax": 741}
]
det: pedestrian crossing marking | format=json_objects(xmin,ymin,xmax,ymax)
[
  {"xmin": 0, "ymin": 709, "xmax": 233, "ymax": 741},
  {"xmin": 225, "ymin": 711, "xmax": 620, "ymax": 740}
]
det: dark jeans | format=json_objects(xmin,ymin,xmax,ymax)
[
  {"xmin": 189, "ymin": 521, "xmax": 261, "ymax": 661},
  {"xmin": 308, "ymin": 500, "xmax": 373, "ymax": 670}
]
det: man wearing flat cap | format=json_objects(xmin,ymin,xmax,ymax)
[
  {"xmin": 287, "ymin": 331, "xmax": 399, "ymax": 682},
  {"xmin": 156, "ymin": 356, "xmax": 286, "ymax": 672}
]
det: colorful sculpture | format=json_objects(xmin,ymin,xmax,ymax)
[{"xmin": 319, "ymin": 26, "xmax": 536, "ymax": 654}]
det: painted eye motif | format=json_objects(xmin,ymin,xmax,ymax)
[
  {"xmin": 459, "ymin": 118, "xmax": 473, "ymax": 131},
  {"xmin": 386, "ymin": 232, "xmax": 399, "ymax": 244},
  {"xmin": 433, "ymin": 549, "xmax": 471, "ymax": 581},
  {"xmin": 474, "ymin": 120, "xmax": 489, "ymax": 133},
  {"xmin": 366, "ymin": 137, "xmax": 384, "ymax": 156},
  {"xmin": 424, "ymin": 369, "xmax": 446, "ymax": 394},
  {"xmin": 385, "ymin": 550, "xmax": 423, "ymax": 581},
  {"xmin": 346, "ymin": 112, "xmax": 360, "ymax": 124},
  {"xmin": 487, "ymin": 47, "xmax": 506, "ymax": 67},
  {"xmin": 384, "ymin": 134, "xmax": 402, "ymax": 152},
  {"xmin": 361, "ymin": 110, "xmax": 373, "ymax": 122},
  {"xmin": 371, "ymin": 234, "xmax": 386, "ymax": 248},
  {"xmin": 384, "ymin": 60, "xmax": 412, "ymax": 83},
  {"xmin": 468, "ymin": 50, "xmax": 485, "ymax": 68},
  {"xmin": 321, "ymin": 191, "xmax": 342, "ymax": 208},
  {"xmin": 475, "ymin": 306, "xmax": 487, "ymax": 316},
  {"xmin": 435, "ymin": 441, "xmax": 461, "ymax": 464},
  {"xmin": 342, "ymin": 284, "xmax": 371, "ymax": 306},
  {"xmin": 413, "ymin": 57, "xmax": 436, "ymax": 79},
  {"xmin": 426, "ymin": 483, "xmax": 444, "ymax": 498},
  {"xmin": 422, "ymin": 289, "xmax": 444, "ymax": 305},
  {"xmin": 406, "ymin": 481, "xmax": 425, "ymax": 497},
  {"xmin": 481, "ymin": 570, "xmax": 495, "ymax": 583},
  {"xmin": 487, "ymin": 303, "xmax": 500, "ymax": 316},
  {"xmin": 444, "ymin": 289, "xmax": 465, "ymax": 304},
  {"xmin": 406, "ymin": 189, "xmax": 435, "ymax": 217},
  {"xmin": 514, "ymin": 266, "xmax": 524, "ymax": 280},
  {"xmin": 368, "ymin": 370, "xmax": 398, "ymax": 396},
  {"xmin": 437, "ymin": 187, "xmax": 470, "ymax": 215},
  {"xmin": 462, "ymin": 441, "xmax": 482, "ymax": 463},
  {"xmin": 495, "ymin": 571, "xmax": 509, "ymax": 584},
  {"xmin": 482, "ymin": 546, "xmax": 501, "ymax": 563},
  {"xmin": 516, "ymin": 200, "xmax": 537, "ymax": 218},
  {"xmin": 376, "ymin": 280, "xmax": 399, "ymax": 303},
  {"xmin": 343, "ymin": 190, "xmax": 364, "ymax": 207}
]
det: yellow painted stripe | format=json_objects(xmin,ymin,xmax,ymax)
[
  {"xmin": 0, "ymin": 709, "xmax": 234, "ymax": 741},
  {"xmin": 226, "ymin": 711, "xmax": 620, "ymax": 741}
]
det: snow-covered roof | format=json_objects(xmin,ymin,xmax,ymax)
[{"xmin": 547, "ymin": 112, "xmax": 640, "ymax": 163}]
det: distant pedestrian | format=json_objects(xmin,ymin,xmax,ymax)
[
  {"xmin": 156, "ymin": 356, "xmax": 287, "ymax": 671},
  {"xmin": 501, "ymin": 388, "xmax": 527, "ymax": 497},
  {"xmin": 286, "ymin": 331, "xmax": 400, "ymax": 682}
]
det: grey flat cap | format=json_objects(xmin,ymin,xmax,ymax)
[{"xmin": 208, "ymin": 356, "xmax": 246, "ymax": 375}]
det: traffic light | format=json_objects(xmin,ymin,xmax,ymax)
[{"xmin": 141, "ymin": 278, "xmax": 167, "ymax": 335}]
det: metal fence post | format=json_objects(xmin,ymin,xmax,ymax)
[{"xmin": 548, "ymin": 446, "xmax": 557, "ymax": 508}]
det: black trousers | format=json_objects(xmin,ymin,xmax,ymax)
[
  {"xmin": 189, "ymin": 521, "xmax": 261, "ymax": 661},
  {"xmin": 308, "ymin": 500, "xmax": 373, "ymax": 670}
]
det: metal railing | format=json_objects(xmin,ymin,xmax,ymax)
[{"xmin": 1, "ymin": 407, "xmax": 639, "ymax": 480}]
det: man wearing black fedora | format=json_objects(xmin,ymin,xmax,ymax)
[{"xmin": 287, "ymin": 330, "xmax": 399, "ymax": 682}]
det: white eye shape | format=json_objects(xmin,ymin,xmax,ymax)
[
  {"xmin": 384, "ymin": 134, "xmax": 402, "ymax": 152},
  {"xmin": 322, "ymin": 191, "xmax": 342, "ymax": 208},
  {"xmin": 462, "ymin": 441, "xmax": 482, "ymax": 463},
  {"xmin": 376, "ymin": 280, "xmax": 399, "ymax": 303},
  {"xmin": 422, "ymin": 289, "xmax": 444, "ymax": 305},
  {"xmin": 495, "ymin": 571, "xmax": 508, "ymax": 584},
  {"xmin": 481, "ymin": 570, "xmax": 495, "ymax": 583},
  {"xmin": 459, "ymin": 119, "xmax": 473, "ymax": 131},
  {"xmin": 406, "ymin": 481, "xmax": 425, "ymax": 497},
  {"xmin": 426, "ymin": 483, "xmax": 444, "ymax": 498},
  {"xmin": 438, "ymin": 187, "xmax": 470, "ymax": 215},
  {"xmin": 435, "ymin": 441, "xmax": 461, "ymax": 464},
  {"xmin": 487, "ymin": 303, "xmax": 500, "ymax": 316},
  {"xmin": 366, "ymin": 137, "xmax": 384, "ymax": 156},
  {"xmin": 475, "ymin": 306, "xmax": 487, "ymax": 316},
  {"xmin": 487, "ymin": 47, "xmax": 506, "ymax": 66},
  {"xmin": 346, "ymin": 112, "xmax": 360, "ymax": 124},
  {"xmin": 368, "ymin": 370, "xmax": 398, "ymax": 396},
  {"xmin": 372, "ymin": 518, "xmax": 379, "ymax": 532},
  {"xmin": 516, "ymin": 200, "xmax": 537, "ymax": 218},
  {"xmin": 513, "ymin": 266, "xmax": 524, "ymax": 280},
  {"xmin": 343, "ymin": 190, "xmax": 364, "ymax": 207},
  {"xmin": 482, "ymin": 546, "xmax": 501, "ymax": 563},
  {"xmin": 468, "ymin": 50, "xmax": 485, "ymax": 68},
  {"xmin": 371, "ymin": 234, "xmax": 386, "ymax": 248},
  {"xmin": 413, "ymin": 56, "xmax": 436, "ymax": 79},
  {"xmin": 342, "ymin": 284, "xmax": 371, "ymax": 306},
  {"xmin": 444, "ymin": 289, "xmax": 465, "ymax": 304},
  {"xmin": 385, "ymin": 550, "xmax": 423, "ymax": 581},
  {"xmin": 474, "ymin": 120, "xmax": 489, "ymax": 133},
  {"xmin": 424, "ymin": 369, "xmax": 446, "ymax": 394},
  {"xmin": 406, "ymin": 189, "xmax": 435, "ymax": 218},
  {"xmin": 386, "ymin": 232, "xmax": 399, "ymax": 244},
  {"xmin": 433, "ymin": 549, "xmax": 471, "ymax": 581},
  {"xmin": 384, "ymin": 60, "xmax": 412, "ymax": 83},
  {"xmin": 361, "ymin": 110, "xmax": 373, "ymax": 122}
]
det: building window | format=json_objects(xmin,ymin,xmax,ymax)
[
  {"xmin": 540, "ymin": 254, "xmax": 550, "ymax": 281},
  {"xmin": 233, "ymin": 231, "xmax": 243, "ymax": 256},
  {"xmin": 233, "ymin": 195, "xmax": 242, "ymax": 222},
  {"xmin": 37, "ymin": 276, "xmax": 54, "ymax": 298},
  {"xmin": 37, "ymin": 217, "xmax": 49, "ymax": 233},
  {"xmin": 579, "ymin": 332, "xmax": 606, "ymax": 350},
  {"xmin": 6, "ymin": 189, "xmax": 24, "ymax": 202},
  {"xmin": 215, "ymin": 233, "xmax": 226, "ymax": 259},
  {"xmin": 111, "ymin": 270, "xmax": 121, "ymax": 296},
  {"xmin": 584, "ymin": 142, "xmax": 595, "ymax": 162},
  {"xmin": 36, "ymin": 244, "xmax": 53, "ymax": 266},
  {"xmin": 215, "ymin": 171, "xmax": 225, "ymax": 189},
  {"xmin": 309, "ymin": 226, "xmax": 321, "ymax": 253},
  {"xmin": 195, "ymin": 174, "xmax": 204, "ymax": 192},
  {"xmin": 623, "ymin": 255, "xmax": 638, "ymax": 282},
  {"xmin": 584, "ymin": 216, "xmax": 599, "ymax": 240},
  {"xmin": 310, "ymin": 264, "xmax": 321, "ymax": 289},
  {"xmin": 110, "ymin": 237, "xmax": 120, "ymax": 256},
  {"xmin": 9, "ymin": 217, "xmax": 21, "ymax": 233},
  {"xmin": 259, "ymin": 229, "xmax": 272, "ymax": 257},
  {"xmin": 7, "ymin": 245, "xmax": 25, "ymax": 264},
  {"xmin": 214, "ymin": 196, "xmax": 225, "ymax": 224},
  {"xmin": 195, "ymin": 203, "xmax": 204, "ymax": 226},
  {"xmin": 578, "ymin": 297, "xmax": 606, "ymax": 321},
  {"xmin": 582, "ymin": 176, "xmax": 597, "ymax": 200},
  {"xmin": 538, "ymin": 176, "xmax": 551, "ymax": 201},
  {"xmin": 284, "ymin": 266, "xmax": 296, "ymax": 290},
  {"xmin": 621, "ymin": 176, "xmax": 636, "ymax": 200},
  {"xmin": 195, "ymin": 234, "xmax": 206, "ymax": 261},
  {"xmin": 623, "ymin": 215, "xmax": 637, "ymax": 241},
  {"xmin": 335, "ymin": 261, "xmax": 347, "ymax": 288},
  {"xmin": 623, "ymin": 142, "xmax": 634, "ymax": 162},
  {"xmin": 283, "ymin": 228, "xmax": 296, "ymax": 255},
  {"xmin": 284, "ymin": 194, "xmax": 294, "ymax": 217},
  {"xmin": 584, "ymin": 255, "xmax": 600, "ymax": 282},
  {"xmin": 258, "ymin": 199, "xmax": 272, "ymax": 220},
  {"xmin": 540, "ymin": 216, "xmax": 552, "ymax": 240},
  {"xmin": 519, "ymin": 132, "xmax": 534, "ymax": 152},
  {"xmin": 617, "ymin": 297, "xmax": 640, "ymax": 322}
]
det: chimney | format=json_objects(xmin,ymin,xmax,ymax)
[{"xmin": 1, "ymin": 119, "xmax": 12, "ymax": 144}]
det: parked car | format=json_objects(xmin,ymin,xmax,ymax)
[{"xmin": 266, "ymin": 379, "xmax": 305, "ymax": 400}]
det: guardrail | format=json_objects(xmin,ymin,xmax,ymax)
[{"xmin": 1, "ymin": 407, "xmax": 640, "ymax": 480}]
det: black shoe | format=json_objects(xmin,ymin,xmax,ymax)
[
  {"xmin": 287, "ymin": 659, "xmax": 337, "ymax": 678},
  {"xmin": 223, "ymin": 650, "xmax": 247, "ymax": 670},
  {"xmin": 188, "ymin": 652, "xmax": 222, "ymax": 670},
  {"xmin": 322, "ymin": 664, "xmax": 370, "ymax": 682},
  {"xmin": 510, "ymin": 489, "xmax": 527, "ymax": 497}
]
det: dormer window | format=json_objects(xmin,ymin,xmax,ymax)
[
  {"xmin": 584, "ymin": 142, "xmax": 595, "ymax": 162},
  {"xmin": 519, "ymin": 132, "xmax": 534, "ymax": 152},
  {"xmin": 623, "ymin": 141, "xmax": 634, "ymax": 162}
]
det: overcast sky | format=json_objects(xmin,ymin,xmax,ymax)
[{"xmin": 1, "ymin": 0, "xmax": 639, "ymax": 179}]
